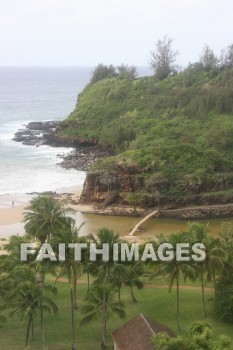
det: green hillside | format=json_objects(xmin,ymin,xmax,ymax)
[{"xmin": 59, "ymin": 67, "xmax": 233, "ymax": 201}]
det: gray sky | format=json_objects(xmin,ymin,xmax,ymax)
[{"xmin": 1, "ymin": 0, "xmax": 233, "ymax": 67}]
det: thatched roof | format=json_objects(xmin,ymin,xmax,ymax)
[{"xmin": 112, "ymin": 314, "xmax": 175, "ymax": 350}]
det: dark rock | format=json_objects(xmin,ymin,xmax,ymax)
[
  {"xmin": 13, "ymin": 120, "xmax": 111, "ymax": 173},
  {"xmin": 58, "ymin": 146, "xmax": 111, "ymax": 172},
  {"xmin": 26, "ymin": 191, "xmax": 56, "ymax": 195},
  {"xmin": 13, "ymin": 120, "xmax": 59, "ymax": 146}
]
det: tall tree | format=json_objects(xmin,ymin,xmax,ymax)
[
  {"xmin": 80, "ymin": 285, "xmax": 126, "ymax": 350},
  {"xmin": 90, "ymin": 228, "xmax": 121, "ymax": 349},
  {"xmin": 149, "ymin": 36, "xmax": 178, "ymax": 80},
  {"xmin": 24, "ymin": 195, "xmax": 72, "ymax": 350},
  {"xmin": 52, "ymin": 219, "xmax": 85, "ymax": 350},
  {"xmin": 199, "ymin": 45, "xmax": 218, "ymax": 71},
  {"xmin": 90, "ymin": 63, "xmax": 116, "ymax": 85},
  {"xmin": 109, "ymin": 263, "xmax": 128, "ymax": 303},
  {"xmin": 1, "ymin": 264, "xmax": 58, "ymax": 347},
  {"xmin": 220, "ymin": 44, "xmax": 233, "ymax": 68},
  {"xmin": 157, "ymin": 232, "xmax": 194, "ymax": 332},
  {"xmin": 188, "ymin": 222, "xmax": 226, "ymax": 316},
  {"xmin": 124, "ymin": 261, "xmax": 144, "ymax": 303},
  {"xmin": 117, "ymin": 64, "xmax": 137, "ymax": 79}
]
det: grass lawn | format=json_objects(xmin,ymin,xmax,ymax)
[{"xmin": 0, "ymin": 281, "xmax": 232, "ymax": 350}]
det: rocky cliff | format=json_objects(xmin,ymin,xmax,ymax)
[
  {"xmin": 80, "ymin": 165, "xmax": 144, "ymax": 205},
  {"xmin": 80, "ymin": 165, "xmax": 233, "ymax": 213},
  {"xmin": 15, "ymin": 67, "xmax": 233, "ymax": 218}
]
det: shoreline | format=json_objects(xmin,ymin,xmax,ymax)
[
  {"xmin": 0, "ymin": 185, "xmax": 84, "ymax": 227},
  {"xmin": 2, "ymin": 189, "xmax": 233, "ymax": 228},
  {"xmin": 1, "ymin": 187, "xmax": 233, "ymax": 242}
]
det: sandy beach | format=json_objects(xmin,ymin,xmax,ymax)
[
  {"xmin": 0, "ymin": 205, "xmax": 26, "ymax": 225},
  {"xmin": 0, "ymin": 186, "xmax": 84, "ymax": 238}
]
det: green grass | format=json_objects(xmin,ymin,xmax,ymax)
[{"xmin": 1, "ymin": 280, "xmax": 232, "ymax": 350}]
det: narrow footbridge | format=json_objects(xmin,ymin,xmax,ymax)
[{"xmin": 128, "ymin": 209, "xmax": 159, "ymax": 236}]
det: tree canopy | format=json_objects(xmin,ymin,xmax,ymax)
[{"xmin": 149, "ymin": 35, "xmax": 178, "ymax": 80}]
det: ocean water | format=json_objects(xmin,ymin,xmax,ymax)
[
  {"xmin": 0, "ymin": 67, "xmax": 91, "ymax": 195},
  {"xmin": 0, "ymin": 66, "xmax": 152, "ymax": 196}
]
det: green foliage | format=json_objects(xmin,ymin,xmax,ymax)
[
  {"xmin": 60, "ymin": 66, "xmax": 233, "ymax": 201},
  {"xmin": 117, "ymin": 64, "xmax": 137, "ymax": 79},
  {"xmin": 127, "ymin": 192, "xmax": 141, "ymax": 210},
  {"xmin": 80, "ymin": 285, "xmax": 126, "ymax": 327},
  {"xmin": 215, "ymin": 273, "xmax": 233, "ymax": 323},
  {"xmin": 200, "ymin": 45, "xmax": 219, "ymax": 72},
  {"xmin": 220, "ymin": 44, "xmax": 233, "ymax": 68},
  {"xmin": 90, "ymin": 63, "xmax": 137, "ymax": 85},
  {"xmin": 24, "ymin": 195, "xmax": 73, "ymax": 243},
  {"xmin": 149, "ymin": 36, "xmax": 178, "ymax": 80},
  {"xmin": 90, "ymin": 63, "xmax": 116, "ymax": 85},
  {"xmin": 152, "ymin": 322, "xmax": 233, "ymax": 350},
  {"xmin": 101, "ymin": 116, "xmax": 136, "ymax": 152}
]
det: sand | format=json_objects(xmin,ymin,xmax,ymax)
[
  {"xmin": 0, "ymin": 205, "xmax": 26, "ymax": 225},
  {"xmin": 0, "ymin": 186, "xmax": 84, "ymax": 238}
]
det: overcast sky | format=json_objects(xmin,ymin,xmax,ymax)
[{"xmin": 1, "ymin": 0, "xmax": 233, "ymax": 67}]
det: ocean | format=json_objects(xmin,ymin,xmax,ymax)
[
  {"xmin": 0, "ymin": 66, "xmax": 152, "ymax": 196},
  {"xmin": 0, "ymin": 67, "xmax": 92, "ymax": 195}
]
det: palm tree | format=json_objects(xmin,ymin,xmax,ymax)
[
  {"xmin": 83, "ymin": 234, "xmax": 96, "ymax": 293},
  {"xmin": 188, "ymin": 222, "xmax": 227, "ymax": 316},
  {"xmin": 24, "ymin": 195, "xmax": 72, "ymax": 350},
  {"xmin": 80, "ymin": 285, "xmax": 126, "ymax": 349},
  {"xmin": 24, "ymin": 195, "xmax": 71, "ymax": 243},
  {"xmin": 124, "ymin": 261, "xmax": 144, "ymax": 303},
  {"xmin": 109, "ymin": 264, "xmax": 128, "ymax": 303},
  {"xmin": 52, "ymin": 219, "xmax": 85, "ymax": 350},
  {"xmin": 0, "ymin": 235, "xmax": 30, "ymax": 274},
  {"xmin": 1, "ymin": 264, "xmax": 58, "ymax": 347},
  {"xmin": 90, "ymin": 228, "xmax": 121, "ymax": 349},
  {"xmin": 157, "ymin": 232, "xmax": 192, "ymax": 332}
]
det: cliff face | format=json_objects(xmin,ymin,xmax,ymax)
[
  {"xmin": 80, "ymin": 166, "xmax": 144, "ymax": 205},
  {"xmin": 80, "ymin": 166, "xmax": 233, "ymax": 210},
  {"xmin": 60, "ymin": 68, "xmax": 233, "ymax": 212}
]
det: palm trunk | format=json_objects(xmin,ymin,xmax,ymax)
[
  {"xmin": 31, "ymin": 315, "xmax": 35, "ymax": 341},
  {"xmin": 118, "ymin": 286, "xmax": 121, "ymax": 303},
  {"xmin": 26, "ymin": 314, "xmax": 32, "ymax": 347},
  {"xmin": 201, "ymin": 266, "xmax": 207, "ymax": 317},
  {"xmin": 87, "ymin": 271, "xmax": 90, "ymax": 292},
  {"xmin": 73, "ymin": 274, "xmax": 78, "ymax": 310},
  {"xmin": 101, "ymin": 287, "xmax": 107, "ymax": 350},
  {"xmin": 40, "ymin": 270, "xmax": 46, "ymax": 350},
  {"xmin": 213, "ymin": 270, "xmax": 217, "ymax": 293},
  {"xmin": 176, "ymin": 276, "xmax": 182, "ymax": 332},
  {"xmin": 71, "ymin": 286, "xmax": 77, "ymax": 350},
  {"xmin": 130, "ymin": 285, "xmax": 137, "ymax": 303}
]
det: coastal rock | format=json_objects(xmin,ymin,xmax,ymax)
[
  {"xmin": 13, "ymin": 121, "xmax": 111, "ymax": 172},
  {"xmin": 58, "ymin": 146, "xmax": 111, "ymax": 172},
  {"xmin": 13, "ymin": 121, "xmax": 59, "ymax": 146}
]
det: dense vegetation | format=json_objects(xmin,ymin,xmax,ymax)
[
  {"xmin": 0, "ymin": 196, "xmax": 233, "ymax": 349},
  {"xmin": 59, "ymin": 55, "xmax": 233, "ymax": 200},
  {"xmin": 152, "ymin": 322, "xmax": 232, "ymax": 350}
]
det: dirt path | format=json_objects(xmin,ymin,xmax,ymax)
[
  {"xmin": 144, "ymin": 284, "xmax": 214, "ymax": 292},
  {"xmin": 56, "ymin": 277, "xmax": 214, "ymax": 292}
]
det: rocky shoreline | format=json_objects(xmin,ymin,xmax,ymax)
[
  {"xmin": 13, "ymin": 121, "xmax": 110, "ymax": 172},
  {"xmin": 13, "ymin": 121, "xmax": 59, "ymax": 146},
  {"xmin": 12, "ymin": 122, "xmax": 233, "ymax": 221}
]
